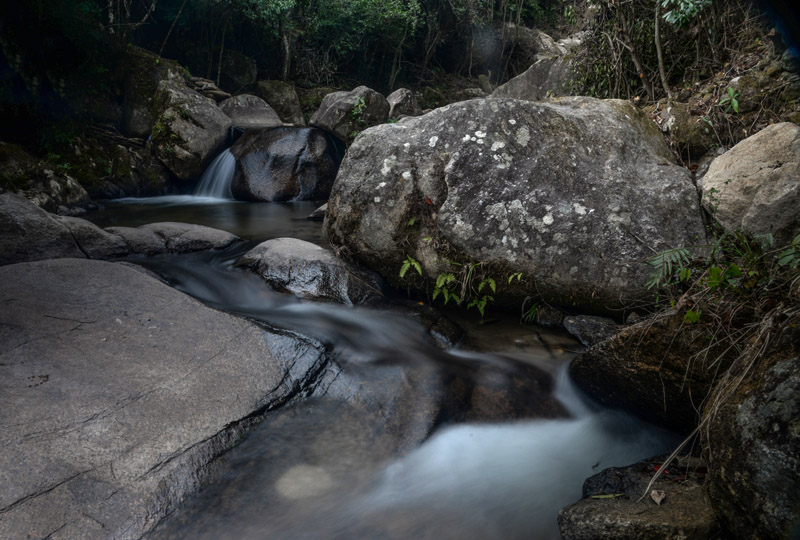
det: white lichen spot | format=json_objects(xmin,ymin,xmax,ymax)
[
  {"xmin": 477, "ymin": 139, "xmax": 484, "ymax": 145},
  {"xmin": 374, "ymin": 197, "xmax": 381, "ymax": 203},
  {"xmin": 543, "ymin": 213, "xmax": 554, "ymax": 225},
  {"xmin": 570, "ymin": 266, "xmax": 579, "ymax": 275},
  {"xmin": 509, "ymin": 119, "xmax": 517, "ymax": 125},
  {"xmin": 471, "ymin": 137, "xmax": 477, "ymax": 142},
  {"xmin": 491, "ymin": 141, "xmax": 506, "ymax": 152},
  {"xmin": 462, "ymin": 134, "xmax": 471, "ymax": 142},
  {"xmin": 475, "ymin": 130, "xmax": 487, "ymax": 138},
  {"xmin": 429, "ymin": 136, "xmax": 439, "ymax": 148},
  {"xmin": 378, "ymin": 182, "xmax": 387, "ymax": 188},
  {"xmin": 381, "ymin": 155, "xmax": 398, "ymax": 176},
  {"xmin": 516, "ymin": 126, "xmax": 530, "ymax": 146},
  {"xmin": 402, "ymin": 171, "xmax": 413, "ymax": 181},
  {"xmin": 403, "ymin": 143, "xmax": 411, "ymax": 151},
  {"xmin": 573, "ymin": 203, "xmax": 588, "ymax": 215}
]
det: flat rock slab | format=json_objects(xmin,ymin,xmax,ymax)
[{"xmin": 0, "ymin": 258, "xmax": 327, "ymax": 539}]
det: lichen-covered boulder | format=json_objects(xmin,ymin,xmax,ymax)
[
  {"xmin": 238, "ymin": 238, "xmax": 385, "ymax": 306},
  {"xmin": 325, "ymin": 97, "xmax": 706, "ymax": 315},
  {"xmin": 121, "ymin": 47, "xmax": 186, "ymax": 138},
  {"xmin": 387, "ymin": 88, "xmax": 422, "ymax": 118},
  {"xmin": 704, "ymin": 350, "xmax": 800, "ymax": 540},
  {"xmin": 654, "ymin": 101, "xmax": 717, "ymax": 158},
  {"xmin": 219, "ymin": 94, "xmax": 283, "ymax": 128},
  {"xmin": 230, "ymin": 127, "xmax": 342, "ymax": 202},
  {"xmin": 310, "ymin": 86, "xmax": 389, "ymax": 143},
  {"xmin": 151, "ymin": 81, "xmax": 232, "ymax": 180},
  {"xmin": 702, "ymin": 122, "xmax": 800, "ymax": 245},
  {"xmin": 254, "ymin": 80, "xmax": 307, "ymax": 125}
]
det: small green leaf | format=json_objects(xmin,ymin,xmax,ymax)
[
  {"xmin": 684, "ymin": 309, "xmax": 701, "ymax": 324},
  {"xmin": 411, "ymin": 260, "xmax": 422, "ymax": 276},
  {"xmin": 399, "ymin": 261, "xmax": 411, "ymax": 278},
  {"xmin": 408, "ymin": 217, "xmax": 417, "ymax": 226}
]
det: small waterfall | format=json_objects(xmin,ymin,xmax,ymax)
[{"xmin": 194, "ymin": 149, "xmax": 235, "ymax": 199}]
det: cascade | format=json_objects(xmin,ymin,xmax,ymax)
[{"xmin": 194, "ymin": 149, "xmax": 235, "ymax": 199}]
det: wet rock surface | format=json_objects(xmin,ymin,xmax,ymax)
[
  {"xmin": 230, "ymin": 127, "xmax": 342, "ymax": 202},
  {"xmin": 558, "ymin": 455, "xmax": 717, "ymax": 540},
  {"xmin": 563, "ymin": 315, "xmax": 622, "ymax": 348},
  {"xmin": 0, "ymin": 258, "xmax": 329, "ymax": 540},
  {"xmin": 326, "ymin": 96, "xmax": 705, "ymax": 316},
  {"xmin": 239, "ymin": 237, "xmax": 385, "ymax": 306},
  {"xmin": 705, "ymin": 353, "xmax": 800, "ymax": 540},
  {"xmin": 569, "ymin": 309, "xmax": 723, "ymax": 432},
  {"xmin": 219, "ymin": 94, "xmax": 283, "ymax": 128}
]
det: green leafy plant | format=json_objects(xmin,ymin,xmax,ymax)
[
  {"xmin": 718, "ymin": 87, "xmax": 740, "ymax": 114},
  {"xmin": 645, "ymin": 247, "xmax": 693, "ymax": 290},
  {"xmin": 399, "ymin": 254, "xmax": 422, "ymax": 278}
]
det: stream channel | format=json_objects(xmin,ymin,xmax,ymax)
[{"xmin": 87, "ymin": 160, "xmax": 678, "ymax": 539}]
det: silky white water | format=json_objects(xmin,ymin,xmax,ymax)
[{"xmin": 193, "ymin": 148, "xmax": 236, "ymax": 198}]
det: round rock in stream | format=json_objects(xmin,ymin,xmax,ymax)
[
  {"xmin": 230, "ymin": 127, "xmax": 342, "ymax": 202},
  {"xmin": 325, "ymin": 97, "xmax": 706, "ymax": 316},
  {"xmin": 239, "ymin": 237, "xmax": 385, "ymax": 305}
]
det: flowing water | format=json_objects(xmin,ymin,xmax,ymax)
[{"xmin": 90, "ymin": 155, "xmax": 678, "ymax": 539}]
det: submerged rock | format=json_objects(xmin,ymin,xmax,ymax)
[
  {"xmin": 558, "ymin": 455, "xmax": 718, "ymax": 540},
  {"xmin": 238, "ymin": 237, "xmax": 384, "ymax": 306},
  {"xmin": 0, "ymin": 258, "xmax": 329, "ymax": 540},
  {"xmin": 325, "ymin": 97, "xmax": 705, "ymax": 316},
  {"xmin": 702, "ymin": 122, "xmax": 800, "ymax": 245},
  {"xmin": 230, "ymin": 127, "xmax": 342, "ymax": 202},
  {"xmin": 310, "ymin": 85, "xmax": 390, "ymax": 143}
]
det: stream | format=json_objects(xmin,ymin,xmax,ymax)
[{"xmin": 87, "ymin": 187, "xmax": 678, "ymax": 539}]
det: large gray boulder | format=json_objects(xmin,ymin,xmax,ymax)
[
  {"xmin": 151, "ymin": 80, "xmax": 233, "ymax": 180},
  {"xmin": 493, "ymin": 31, "xmax": 582, "ymax": 101},
  {"xmin": 310, "ymin": 86, "xmax": 390, "ymax": 143},
  {"xmin": 254, "ymin": 80, "xmax": 307, "ymax": 125},
  {"xmin": 53, "ymin": 215, "xmax": 129, "ymax": 259},
  {"xmin": 325, "ymin": 97, "xmax": 705, "ymax": 315},
  {"xmin": 106, "ymin": 222, "xmax": 240, "ymax": 256},
  {"xmin": 701, "ymin": 122, "xmax": 800, "ymax": 245},
  {"xmin": 230, "ymin": 127, "xmax": 342, "ymax": 202},
  {"xmin": 0, "ymin": 258, "xmax": 328, "ymax": 540},
  {"xmin": 238, "ymin": 238, "xmax": 385, "ymax": 306},
  {"xmin": 219, "ymin": 94, "xmax": 283, "ymax": 128},
  {"xmin": 704, "ymin": 352, "xmax": 800, "ymax": 540},
  {"xmin": 0, "ymin": 193, "xmax": 84, "ymax": 266}
]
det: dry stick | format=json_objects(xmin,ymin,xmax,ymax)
[
  {"xmin": 159, "ymin": 0, "xmax": 188, "ymax": 57},
  {"xmin": 654, "ymin": 3, "xmax": 672, "ymax": 100}
]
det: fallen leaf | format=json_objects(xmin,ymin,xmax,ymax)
[
  {"xmin": 425, "ymin": 196, "xmax": 433, "ymax": 205},
  {"xmin": 650, "ymin": 489, "xmax": 666, "ymax": 505},
  {"xmin": 590, "ymin": 493, "xmax": 623, "ymax": 499}
]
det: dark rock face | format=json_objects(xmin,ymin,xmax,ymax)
[
  {"xmin": 0, "ymin": 143, "xmax": 92, "ymax": 213},
  {"xmin": 238, "ymin": 238, "xmax": 385, "ymax": 306},
  {"xmin": 558, "ymin": 456, "xmax": 718, "ymax": 540},
  {"xmin": 254, "ymin": 80, "xmax": 307, "ymax": 125},
  {"xmin": 0, "ymin": 193, "xmax": 84, "ymax": 266},
  {"xmin": 563, "ymin": 315, "xmax": 622, "ymax": 348},
  {"xmin": 0, "ymin": 258, "xmax": 329, "ymax": 540},
  {"xmin": 151, "ymin": 80, "xmax": 232, "ymax": 181},
  {"xmin": 705, "ymin": 354, "xmax": 800, "ymax": 540},
  {"xmin": 310, "ymin": 85, "xmax": 390, "ymax": 142},
  {"xmin": 219, "ymin": 94, "xmax": 283, "ymax": 128},
  {"xmin": 122, "ymin": 47, "xmax": 186, "ymax": 138},
  {"xmin": 569, "ymin": 310, "xmax": 724, "ymax": 432},
  {"xmin": 325, "ymin": 97, "xmax": 705, "ymax": 316},
  {"xmin": 230, "ymin": 127, "xmax": 342, "ymax": 202},
  {"xmin": 387, "ymin": 88, "xmax": 422, "ymax": 118}
]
